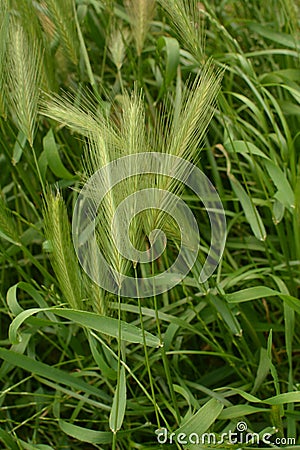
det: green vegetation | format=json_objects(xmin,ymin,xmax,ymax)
[{"xmin": 0, "ymin": 0, "xmax": 299, "ymax": 448}]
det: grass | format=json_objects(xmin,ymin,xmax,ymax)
[{"xmin": 0, "ymin": 0, "xmax": 300, "ymax": 449}]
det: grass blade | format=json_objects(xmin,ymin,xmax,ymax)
[
  {"xmin": 229, "ymin": 175, "xmax": 266, "ymax": 241},
  {"xmin": 109, "ymin": 365, "xmax": 127, "ymax": 433},
  {"xmin": 176, "ymin": 397, "xmax": 223, "ymax": 437},
  {"xmin": 59, "ymin": 420, "xmax": 112, "ymax": 444},
  {"xmin": 9, "ymin": 307, "xmax": 160, "ymax": 348},
  {"xmin": 0, "ymin": 348, "xmax": 110, "ymax": 403},
  {"xmin": 43, "ymin": 129, "xmax": 75, "ymax": 180}
]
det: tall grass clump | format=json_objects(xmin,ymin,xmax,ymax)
[{"xmin": 0, "ymin": 1, "xmax": 299, "ymax": 449}]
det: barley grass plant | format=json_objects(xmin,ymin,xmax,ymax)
[{"xmin": 0, "ymin": 0, "xmax": 300, "ymax": 449}]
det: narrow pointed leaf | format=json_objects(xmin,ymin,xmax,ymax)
[
  {"xmin": 9, "ymin": 307, "xmax": 160, "ymax": 347},
  {"xmin": 264, "ymin": 159, "xmax": 295, "ymax": 210},
  {"xmin": 230, "ymin": 175, "xmax": 266, "ymax": 241},
  {"xmin": 59, "ymin": 420, "xmax": 112, "ymax": 444},
  {"xmin": 43, "ymin": 129, "xmax": 74, "ymax": 180},
  {"xmin": 109, "ymin": 366, "xmax": 127, "ymax": 433},
  {"xmin": 0, "ymin": 348, "xmax": 110, "ymax": 403},
  {"xmin": 176, "ymin": 398, "xmax": 224, "ymax": 438}
]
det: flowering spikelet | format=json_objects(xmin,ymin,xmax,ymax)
[
  {"xmin": 125, "ymin": 0, "xmax": 156, "ymax": 56},
  {"xmin": 6, "ymin": 21, "xmax": 42, "ymax": 146}
]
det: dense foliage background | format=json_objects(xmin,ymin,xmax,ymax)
[{"xmin": 0, "ymin": 0, "xmax": 299, "ymax": 448}]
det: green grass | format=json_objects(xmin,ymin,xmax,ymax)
[{"xmin": 0, "ymin": 0, "xmax": 300, "ymax": 449}]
